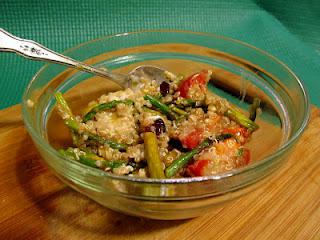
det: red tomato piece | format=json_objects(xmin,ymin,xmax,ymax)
[
  {"xmin": 178, "ymin": 70, "xmax": 210, "ymax": 98},
  {"xmin": 187, "ymin": 159, "xmax": 210, "ymax": 176},
  {"xmin": 181, "ymin": 129, "xmax": 203, "ymax": 149},
  {"xmin": 242, "ymin": 148, "xmax": 250, "ymax": 165}
]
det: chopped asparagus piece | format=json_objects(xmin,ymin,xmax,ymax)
[
  {"xmin": 83, "ymin": 99, "xmax": 134, "ymax": 122},
  {"xmin": 144, "ymin": 94, "xmax": 188, "ymax": 120},
  {"xmin": 58, "ymin": 148, "xmax": 125, "ymax": 169},
  {"xmin": 144, "ymin": 132, "xmax": 165, "ymax": 178},
  {"xmin": 225, "ymin": 108, "xmax": 259, "ymax": 131},
  {"xmin": 170, "ymin": 106, "xmax": 188, "ymax": 116},
  {"xmin": 86, "ymin": 133, "xmax": 128, "ymax": 151},
  {"xmin": 144, "ymin": 94, "xmax": 174, "ymax": 118}
]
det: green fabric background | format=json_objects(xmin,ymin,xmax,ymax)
[{"xmin": 1, "ymin": 0, "xmax": 319, "ymax": 109}]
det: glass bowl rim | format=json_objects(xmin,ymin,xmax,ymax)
[{"xmin": 22, "ymin": 29, "xmax": 310, "ymax": 184}]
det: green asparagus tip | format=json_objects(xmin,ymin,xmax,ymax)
[{"xmin": 225, "ymin": 108, "xmax": 259, "ymax": 132}]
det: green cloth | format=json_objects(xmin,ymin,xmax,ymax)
[{"xmin": 1, "ymin": 0, "xmax": 319, "ymax": 109}]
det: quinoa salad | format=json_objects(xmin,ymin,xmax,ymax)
[{"xmin": 55, "ymin": 69, "xmax": 260, "ymax": 178}]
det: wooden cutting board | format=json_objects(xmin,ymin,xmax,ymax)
[{"xmin": 0, "ymin": 105, "xmax": 319, "ymax": 240}]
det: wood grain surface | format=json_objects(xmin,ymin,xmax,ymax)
[{"xmin": 0, "ymin": 105, "xmax": 319, "ymax": 240}]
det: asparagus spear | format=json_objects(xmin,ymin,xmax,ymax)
[
  {"xmin": 175, "ymin": 98, "xmax": 196, "ymax": 108},
  {"xmin": 55, "ymin": 92, "xmax": 127, "ymax": 150},
  {"xmin": 58, "ymin": 147, "xmax": 103, "ymax": 165},
  {"xmin": 58, "ymin": 148, "xmax": 125, "ymax": 169},
  {"xmin": 144, "ymin": 132, "xmax": 165, "ymax": 178},
  {"xmin": 249, "ymin": 97, "xmax": 261, "ymax": 121},
  {"xmin": 79, "ymin": 152, "xmax": 105, "ymax": 168},
  {"xmin": 55, "ymin": 92, "xmax": 79, "ymax": 132},
  {"xmin": 80, "ymin": 153, "xmax": 125, "ymax": 169},
  {"xmin": 144, "ymin": 94, "xmax": 174, "ymax": 118},
  {"xmin": 55, "ymin": 92, "xmax": 75, "ymax": 121},
  {"xmin": 55, "ymin": 92, "xmax": 80, "ymax": 145},
  {"xmin": 165, "ymin": 134, "xmax": 233, "ymax": 178},
  {"xmin": 165, "ymin": 139, "xmax": 212, "ymax": 178},
  {"xmin": 170, "ymin": 106, "xmax": 188, "ymax": 116},
  {"xmin": 83, "ymin": 99, "xmax": 134, "ymax": 122},
  {"xmin": 58, "ymin": 148, "xmax": 77, "ymax": 160},
  {"xmin": 225, "ymin": 108, "xmax": 259, "ymax": 132},
  {"xmin": 86, "ymin": 133, "xmax": 128, "ymax": 151},
  {"xmin": 144, "ymin": 94, "xmax": 187, "ymax": 119}
]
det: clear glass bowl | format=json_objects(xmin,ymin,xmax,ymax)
[{"xmin": 22, "ymin": 30, "xmax": 310, "ymax": 220}]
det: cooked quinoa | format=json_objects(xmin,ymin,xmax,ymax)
[{"xmin": 56, "ymin": 69, "xmax": 260, "ymax": 178}]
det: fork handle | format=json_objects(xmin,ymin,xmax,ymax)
[{"xmin": 0, "ymin": 28, "xmax": 124, "ymax": 83}]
